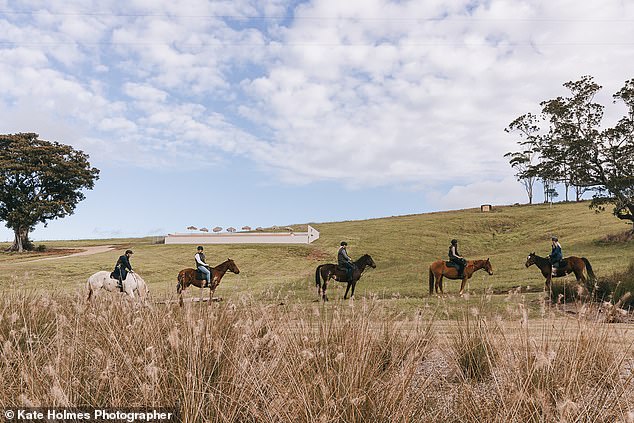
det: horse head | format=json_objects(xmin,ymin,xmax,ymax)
[
  {"xmin": 484, "ymin": 258, "xmax": 494, "ymax": 275},
  {"xmin": 361, "ymin": 254, "xmax": 376, "ymax": 269},
  {"xmin": 227, "ymin": 258, "xmax": 240, "ymax": 274},
  {"xmin": 525, "ymin": 252, "xmax": 536, "ymax": 268}
]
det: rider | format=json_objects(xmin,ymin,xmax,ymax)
[
  {"xmin": 448, "ymin": 239, "xmax": 467, "ymax": 278},
  {"xmin": 112, "ymin": 249, "xmax": 134, "ymax": 291},
  {"xmin": 195, "ymin": 245, "xmax": 212, "ymax": 287},
  {"xmin": 548, "ymin": 236, "xmax": 563, "ymax": 276},
  {"xmin": 338, "ymin": 241, "xmax": 355, "ymax": 281}
]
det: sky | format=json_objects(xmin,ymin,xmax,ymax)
[{"xmin": 1, "ymin": 0, "xmax": 634, "ymax": 241}]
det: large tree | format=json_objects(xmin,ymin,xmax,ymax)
[
  {"xmin": 0, "ymin": 133, "xmax": 100, "ymax": 251},
  {"xmin": 506, "ymin": 76, "xmax": 634, "ymax": 231}
]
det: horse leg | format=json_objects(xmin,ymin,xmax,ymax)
[
  {"xmin": 344, "ymin": 282, "xmax": 351, "ymax": 299},
  {"xmin": 323, "ymin": 278, "xmax": 329, "ymax": 302},
  {"xmin": 459, "ymin": 276, "xmax": 468, "ymax": 296},
  {"xmin": 350, "ymin": 281, "xmax": 357, "ymax": 299},
  {"xmin": 317, "ymin": 269, "xmax": 324, "ymax": 298},
  {"xmin": 437, "ymin": 275, "xmax": 444, "ymax": 295},
  {"xmin": 87, "ymin": 286, "xmax": 93, "ymax": 301}
]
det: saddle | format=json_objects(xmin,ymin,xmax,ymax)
[
  {"xmin": 553, "ymin": 259, "xmax": 567, "ymax": 268},
  {"xmin": 445, "ymin": 261, "xmax": 460, "ymax": 269},
  {"xmin": 196, "ymin": 269, "xmax": 207, "ymax": 280}
]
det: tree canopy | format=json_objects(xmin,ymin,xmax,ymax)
[
  {"xmin": 0, "ymin": 133, "xmax": 100, "ymax": 251},
  {"xmin": 506, "ymin": 76, "xmax": 634, "ymax": 231}
]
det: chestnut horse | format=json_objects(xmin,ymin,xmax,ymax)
[
  {"xmin": 176, "ymin": 258, "xmax": 240, "ymax": 305},
  {"xmin": 315, "ymin": 254, "xmax": 376, "ymax": 301},
  {"xmin": 525, "ymin": 252, "xmax": 595, "ymax": 289},
  {"xmin": 428, "ymin": 258, "xmax": 493, "ymax": 295}
]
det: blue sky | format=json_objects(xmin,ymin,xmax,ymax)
[{"xmin": 1, "ymin": 0, "xmax": 634, "ymax": 241}]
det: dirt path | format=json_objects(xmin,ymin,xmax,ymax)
[{"xmin": 26, "ymin": 245, "xmax": 116, "ymax": 262}]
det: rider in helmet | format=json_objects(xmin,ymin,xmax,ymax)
[
  {"xmin": 338, "ymin": 241, "xmax": 355, "ymax": 282},
  {"xmin": 195, "ymin": 245, "xmax": 212, "ymax": 287},
  {"xmin": 548, "ymin": 236, "xmax": 563, "ymax": 276},
  {"xmin": 448, "ymin": 239, "xmax": 467, "ymax": 278}
]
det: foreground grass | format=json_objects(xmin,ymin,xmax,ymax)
[{"xmin": 1, "ymin": 292, "xmax": 632, "ymax": 422}]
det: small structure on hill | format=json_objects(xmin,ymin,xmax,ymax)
[
  {"xmin": 187, "ymin": 226, "xmax": 198, "ymax": 231},
  {"xmin": 227, "ymin": 227, "xmax": 236, "ymax": 233},
  {"xmin": 213, "ymin": 227, "xmax": 223, "ymax": 232},
  {"xmin": 241, "ymin": 226, "xmax": 252, "ymax": 231},
  {"xmin": 480, "ymin": 204, "xmax": 492, "ymax": 212},
  {"xmin": 200, "ymin": 227, "xmax": 209, "ymax": 232}
]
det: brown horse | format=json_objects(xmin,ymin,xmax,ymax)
[
  {"xmin": 315, "ymin": 254, "xmax": 376, "ymax": 301},
  {"xmin": 177, "ymin": 258, "xmax": 240, "ymax": 304},
  {"xmin": 428, "ymin": 258, "xmax": 493, "ymax": 295},
  {"xmin": 525, "ymin": 252, "xmax": 595, "ymax": 289}
]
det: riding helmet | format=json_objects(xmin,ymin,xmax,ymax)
[
  {"xmin": 340, "ymin": 241, "xmax": 347, "ymax": 246},
  {"xmin": 551, "ymin": 236, "xmax": 558, "ymax": 241},
  {"xmin": 451, "ymin": 239, "xmax": 458, "ymax": 245},
  {"xmin": 125, "ymin": 249, "xmax": 134, "ymax": 254},
  {"xmin": 197, "ymin": 245, "xmax": 204, "ymax": 251}
]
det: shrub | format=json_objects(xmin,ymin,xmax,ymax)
[{"xmin": 592, "ymin": 260, "xmax": 634, "ymax": 309}]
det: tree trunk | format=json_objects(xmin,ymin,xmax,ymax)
[{"xmin": 10, "ymin": 227, "xmax": 31, "ymax": 252}]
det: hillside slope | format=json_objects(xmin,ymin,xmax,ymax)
[{"xmin": 0, "ymin": 201, "xmax": 630, "ymax": 302}]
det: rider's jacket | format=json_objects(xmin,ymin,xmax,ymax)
[
  {"xmin": 338, "ymin": 247, "xmax": 352, "ymax": 267},
  {"xmin": 550, "ymin": 244, "xmax": 563, "ymax": 263},
  {"xmin": 195, "ymin": 252, "xmax": 208, "ymax": 268},
  {"xmin": 113, "ymin": 255, "xmax": 132, "ymax": 280}
]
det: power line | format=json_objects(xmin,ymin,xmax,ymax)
[
  {"xmin": 1, "ymin": 41, "xmax": 633, "ymax": 47},
  {"xmin": 1, "ymin": 10, "xmax": 634, "ymax": 22}
]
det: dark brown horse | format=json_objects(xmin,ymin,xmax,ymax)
[
  {"xmin": 315, "ymin": 254, "xmax": 376, "ymax": 301},
  {"xmin": 525, "ymin": 252, "xmax": 595, "ymax": 289},
  {"xmin": 429, "ymin": 258, "xmax": 493, "ymax": 295},
  {"xmin": 177, "ymin": 258, "xmax": 240, "ymax": 304}
]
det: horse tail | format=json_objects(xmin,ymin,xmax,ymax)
[
  {"xmin": 176, "ymin": 272, "xmax": 183, "ymax": 294},
  {"xmin": 315, "ymin": 265, "xmax": 323, "ymax": 288},
  {"xmin": 429, "ymin": 267, "xmax": 434, "ymax": 295},
  {"xmin": 87, "ymin": 279, "xmax": 93, "ymax": 301},
  {"xmin": 582, "ymin": 257, "xmax": 596, "ymax": 281}
]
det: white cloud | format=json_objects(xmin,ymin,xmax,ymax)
[
  {"xmin": 429, "ymin": 177, "xmax": 527, "ymax": 210},
  {"xmin": 1, "ymin": 0, "xmax": 633, "ymax": 193}
]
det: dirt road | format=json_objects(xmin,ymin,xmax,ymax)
[{"xmin": 27, "ymin": 245, "xmax": 116, "ymax": 262}]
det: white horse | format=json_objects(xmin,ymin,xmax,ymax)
[{"xmin": 87, "ymin": 271, "xmax": 149, "ymax": 302}]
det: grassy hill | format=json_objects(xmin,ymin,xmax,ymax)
[{"xmin": 0, "ymin": 201, "xmax": 631, "ymax": 311}]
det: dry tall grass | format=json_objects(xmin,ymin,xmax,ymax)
[{"xmin": 1, "ymin": 292, "xmax": 633, "ymax": 422}]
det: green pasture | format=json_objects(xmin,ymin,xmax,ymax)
[{"xmin": 0, "ymin": 201, "xmax": 631, "ymax": 315}]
